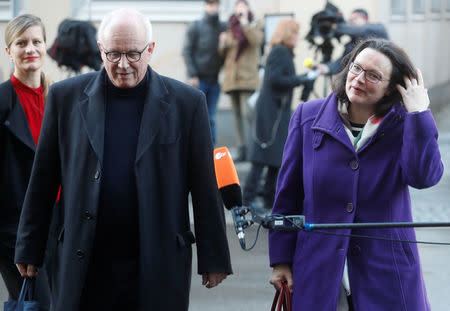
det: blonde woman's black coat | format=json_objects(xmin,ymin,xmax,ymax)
[
  {"xmin": 0, "ymin": 80, "xmax": 53, "ymax": 309},
  {"xmin": 0, "ymin": 80, "xmax": 37, "ymax": 259},
  {"xmin": 248, "ymin": 44, "xmax": 307, "ymax": 167}
]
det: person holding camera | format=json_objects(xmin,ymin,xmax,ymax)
[
  {"xmin": 219, "ymin": 0, "xmax": 263, "ymax": 162},
  {"xmin": 269, "ymin": 38, "xmax": 442, "ymax": 310},
  {"xmin": 318, "ymin": 9, "xmax": 388, "ymax": 76}
]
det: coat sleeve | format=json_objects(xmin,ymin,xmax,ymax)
[
  {"xmin": 400, "ymin": 110, "xmax": 443, "ymax": 189},
  {"xmin": 188, "ymin": 92, "xmax": 232, "ymax": 275},
  {"xmin": 218, "ymin": 30, "xmax": 231, "ymax": 59},
  {"xmin": 266, "ymin": 46, "xmax": 306, "ymax": 91},
  {"xmin": 242, "ymin": 20, "xmax": 264, "ymax": 47},
  {"xmin": 14, "ymin": 85, "xmax": 61, "ymax": 266},
  {"xmin": 182, "ymin": 21, "xmax": 199, "ymax": 78},
  {"xmin": 335, "ymin": 23, "xmax": 389, "ymax": 40},
  {"xmin": 269, "ymin": 103, "xmax": 304, "ymax": 266}
]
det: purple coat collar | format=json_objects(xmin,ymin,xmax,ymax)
[{"xmin": 311, "ymin": 93, "xmax": 405, "ymax": 151}]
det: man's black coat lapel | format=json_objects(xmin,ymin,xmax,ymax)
[
  {"xmin": 77, "ymin": 68, "xmax": 170, "ymax": 165},
  {"xmin": 136, "ymin": 69, "xmax": 169, "ymax": 162},
  {"xmin": 78, "ymin": 72, "xmax": 106, "ymax": 165}
]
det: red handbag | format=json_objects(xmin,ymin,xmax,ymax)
[{"xmin": 271, "ymin": 282, "xmax": 292, "ymax": 311}]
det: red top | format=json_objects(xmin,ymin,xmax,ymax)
[
  {"xmin": 11, "ymin": 74, "xmax": 44, "ymax": 145},
  {"xmin": 11, "ymin": 74, "xmax": 61, "ymax": 201}
]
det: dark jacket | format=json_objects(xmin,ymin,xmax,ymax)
[
  {"xmin": 182, "ymin": 14, "xmax": 227, "ymax": 82},
  {"xmin": 14, "ymin": 67, "xmax": 232, "ymax": 311},
  {"xmin": 0, "ymin": 80, "xmax": 37, "ymax": 259},
  {"xmin": 327, "ymin": 23, "xmax": 389, "ymax": 74},
  {"xmin": 248, "ymin": 45, "xmax": 307, "ymax": 167}
]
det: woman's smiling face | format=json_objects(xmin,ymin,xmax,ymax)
[
  {"xmin": 7, "ymin": 25, "xmax": 46, "ymax": 74},
  {"xmin": 345, "ymin": 47, "xmax": 393, "ymax": 109}
]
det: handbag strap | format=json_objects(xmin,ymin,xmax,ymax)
[
  {"xmin": 271, "ymin": 282, "xmax": 292, "ymax": 311},
  {"xmin": 281, "ymin": 282, "xmax": 292, "ymax": 311},
  {"xmin": 17, "ymin": 277, "xmax": 36, "ymax": 307},
  {"xmin": 271, "ymin": 287, "xmax": 281, "ymax": 311}
]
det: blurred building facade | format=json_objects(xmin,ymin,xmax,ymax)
[{"xmin": 0, "ymin": 0, "xmax": 448, "ymax": 109}]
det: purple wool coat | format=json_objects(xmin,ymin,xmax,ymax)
[{"xmin": 269, "ymin": 93, "xmax": 443, "ymax": 311}]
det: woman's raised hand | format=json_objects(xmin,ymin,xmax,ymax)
[{"xmin": 396, "ymin": 68, "xmax": 430, "ymax": 113}]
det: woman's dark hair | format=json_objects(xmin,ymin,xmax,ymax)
[{"xmin": 332, "ymin": 38, "xmax": 417, "ymax": 116}]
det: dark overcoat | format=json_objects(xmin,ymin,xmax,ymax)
[
  {"xmin": 248, "ymin": 44, "xmax": 305, "ymax": 167},
  {"xmin": 0, "ymin": 80, "xmax": 37, "ymax": 260},
  {"xmin": 14, "ymin": 67, "xmax": 232, "ymax": 311},
  {"xmin": 269, "ymin": 94, "xmax": 443, "ymax": 310}
]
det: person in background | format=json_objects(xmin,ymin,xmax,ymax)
[
  {"xmin": 182, "ymin": 0, "xmax": 227, "ymax": 146},
  {"xmin": 318, "ymin": 8, "xmax": 389, "ymax": 76},
  {"xmin": 269, "ymin": 38, "xmax": 442, "ymax": 310},
  {"xmin": 14, "ymin": 8, "xmax": 232, "ymax": 311},
  {"xmin": 0, "ymin": 14, "xmax": 51, "ymax": 309},
  {"xmin": 243, "ymin": 18, "xmax": 310, "ymax": 210},
  {"xmin": 219, "ymin": 0, "xmax": 263, "ymax": 162}
]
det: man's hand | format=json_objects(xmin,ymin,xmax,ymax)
[
  {"xmin": 188, "ymin": 76, "xmax": 200, "ymax": 88},
  {"xmin": 202, "ymin": 272, "xmax": 227, "ymax": 288},
  {"xmin": 16, "ymin": 263, "xmax": 38, "ymax": 277}
]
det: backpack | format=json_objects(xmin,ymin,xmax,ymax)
[{"xmin": 47, "ymin": 19, "xmax": 102, "ymax": 73}]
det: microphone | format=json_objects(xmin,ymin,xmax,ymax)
[
  {"xmin": 214, "ymin": 146, "xmax": 249, "ymax": 249},
  {"xmin": 303, "ymin": 57, "xmax": 321, "ymax": 80}
]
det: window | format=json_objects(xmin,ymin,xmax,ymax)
[
  {"xmin": 431, "ymin": 0, "xmax": 442, "ymax": 12},
  {"xmin": 0, "ymin": 0, "xmax": 12, "ymax": 20},
  {"xmin": 391, "ymin": 0, "xmax": 407, "ymax": 16},
  {"xmin": 73, "ymin": 0, "xmax": 204, "ymax": 22},
  {"xmin": 412, "ymin": 0, "xmax": 425, "ymax": 14}
]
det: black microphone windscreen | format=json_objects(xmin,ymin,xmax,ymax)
[{"xmin": 219, "ymin": 183, "xmax": 243, "ymax": 210}]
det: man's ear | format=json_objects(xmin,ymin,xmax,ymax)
[{"xmin": 148, "ymin": 42, "xmax": 156, "ymax": 54}]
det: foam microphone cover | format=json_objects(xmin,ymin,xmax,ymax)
[{"xmin": 214, "ymin": 147, "xmax": 243, "ymax": 210}]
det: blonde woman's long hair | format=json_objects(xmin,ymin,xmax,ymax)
[
  {"xmin": 269, "ymin": 17, "xmax": 300, "ymax": 50},
  {"xmin": 5, "ymin": 14, "xmax": 50, "ymax": 100}
]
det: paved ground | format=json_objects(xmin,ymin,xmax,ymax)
[{"xmin": 2, "ymin": 106, "xmax": 450, "ymax": 309}]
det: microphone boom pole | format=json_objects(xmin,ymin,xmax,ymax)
[
  {"xmin": 304, "ymin": 221, "xmax": 450, "ymax": 231},
  {"xmin": 213, "ymin": 146, "xmax": 450, "ymax": 250}
]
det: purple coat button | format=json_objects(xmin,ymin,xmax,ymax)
[
  {"xmin": 349, "ymin": 159, "xmax": 359, "ymax": 170},
  {"xmin": 352, "ymin": 245, "xmax": 361, "ymax": 256},
  {"xmin": 346, "ymin": 203, "xmax": 354, "ymax": 213}
]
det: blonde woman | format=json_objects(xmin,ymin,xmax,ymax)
[
  {"xmin": 243, "ymin": 17, "xmax": 310, "ymax": 209},
  {"xmin": 0, "ymin": 14, "xmax": 51, "ymax": 308}
]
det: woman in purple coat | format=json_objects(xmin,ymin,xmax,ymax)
[{"xmin": 269, "ymin": 38, "xmax": 443, "ymax": 311}]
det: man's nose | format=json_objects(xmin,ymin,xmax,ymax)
[{"xmin": 118, "ymin": 55, "xmax": 130, "ymax": 69}]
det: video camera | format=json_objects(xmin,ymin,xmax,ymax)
[{"xmin": 305, "ymin": 1, "xmax": 344, "ymax": 63}]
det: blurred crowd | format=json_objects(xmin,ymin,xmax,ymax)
[{"xmin": 182, "ymin": 0, "xmax": 388, "ymax": 211}]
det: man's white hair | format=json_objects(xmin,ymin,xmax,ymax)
[{"xmin": 97, "ymin": 8, "xmax": 152, "ymax": 44}]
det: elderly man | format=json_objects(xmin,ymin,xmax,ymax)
[{"xmin": 14, "ymin": 8, "xmax": 232, "ymax": 311}]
